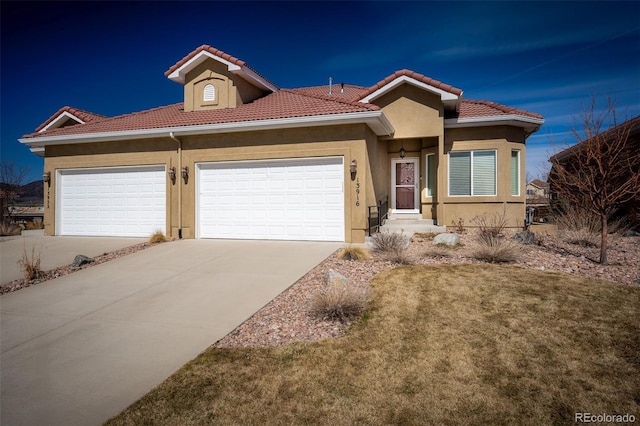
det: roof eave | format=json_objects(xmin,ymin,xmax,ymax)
[
  {"xmin": 166, "ymin": 50, "xmax": 278, "ymax": 92},
  {"xmin": 360, "ymin": 75, "xmax": 462, "ymax": 110},
  {"xmin": 445, "ymin": 115, "xmax": 544, "ymax": 133},
  {"xmin": 39, "ymin": 111, "xmax": 85, "ymax": 133},
  {"xmin": 19, "ymin": 111, "xmax": 395, "ymax": 148}
]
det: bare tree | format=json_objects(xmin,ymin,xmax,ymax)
[
  {"xmin": 0, "ymin": 161, "xmax": 30, "ymax": 223},
  {"xmin": 549, "ymin": 97, "xmax": 640, "ymax": 264}
]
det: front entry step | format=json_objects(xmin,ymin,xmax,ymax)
[{"xmin": 380, "ymin": 215, "xmax": 447, "ymax": 235}]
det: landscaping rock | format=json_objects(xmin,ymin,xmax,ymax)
[
  {"xmin": 71, "ymin": 254, "xmax": 94, "ymax": 268},
  {"xmin": 324, "ymin": 269, "xmax": 348, "ymax": 287},
  {"xmin": 513, "ymin": 231, "xmax": 537, "ymax": 245},
  {"xmin": 623, "ymin": 229, "xmax": 639, "ymax": 237},
  {"xmin": 433, "ymin": 233, "xmax": 460, "ymax": 246}
]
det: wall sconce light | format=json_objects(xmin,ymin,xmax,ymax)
[
  {"xmin": 168, "ymin": 167, "xmax": 176, "ymax": 184},
  {"xmin": 181, "ymin": 166, "xmax": 189, "ymax": 183},
  {"xmin": 42, "ymin": 171, "xmax": 51, "ymax": 186},
  {"xmin": 350, "ymin": 159, "xmax": 357, "ymax": 181},
  {"xmin": 399, "ymin": 147, "xmax": 406, "ymax": 159}
]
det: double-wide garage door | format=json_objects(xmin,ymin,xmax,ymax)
[
  {"xmin": 197, "ymin": 157, "xmax": 345, "ymax": 241},
  {"xmin": 57, "ymin": 166, "xmax": 166, "ymax": 237}
]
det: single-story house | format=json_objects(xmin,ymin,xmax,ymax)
[{"xmin": 20, "ymin": 45, "xmax": 544, "ymax": 242}]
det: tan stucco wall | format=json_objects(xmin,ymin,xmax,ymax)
[
  {"xmin": 43, "ymin": 139, "xmax": 178, "ymax": 237},
  {"xmin": 439, "ymin": 126, "xmax": 527, "ymax": 228},
  {"xmin": 376, "ymin": 84, "xmax": 444, "ymax": 139},
  {"xmin": 43, "ymin": 125, "xmax": 374, "ymax": 243},
  {"xmin": 183, "ymin": 59, "xmax": 267, "ymax": 112}
]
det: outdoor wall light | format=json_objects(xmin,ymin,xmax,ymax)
[
  {"xmin": 168, "ymin": 167, "xmax": 177, "ymax": 184},
  {"xmin": 399, "ymin": 147, "xmax": 406, "ymax": 159},
  {"xmin": 181, "ymin": 166, "xmax": 189, "ymax": 183},
  {"xmin": 350, "ymin": 159, "xmax": 357, "ymax": 180},
  {"xmin": 42, "ymin": 171, "xmax": 51, "ymax": 186}
]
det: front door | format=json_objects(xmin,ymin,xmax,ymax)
[{"xmin": 391, "ymin": 158, "xmax": 419, "ymax": 213}]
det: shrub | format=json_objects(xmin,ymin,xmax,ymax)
[
  {"xmin": 338, "ymin": 246, "xmax": 371, "ymax": 261},
  {"xmin": 451, "ymin": 217, "xmax": 465, "ymax": 234},
  {"xmin": 25, "ymin": 219, "xmax": 44, "ymax": 230},
  {"xmin": 561, "ymin": 229, "xmax": 599, "ymax": 247},
  {"xmin": 471, "ymin": 207, "xmax": 509, "ymax": 241},
  {"xmin": 0, "ymin": 221, "xmax": 21, "ymax": 236},
  {"xmin": 18, "ymin": 246, "xmax": 43, "ymax": 281},
  {"xmin": 370, "ymin": 231, "xmax": 410, "ymax": 254},
  {"xmin": 309, "ymin": 281, "xmax": 368, "ymax": 322},
  {"xmin": 471, "ymin": 234, "xmax": 518, "ymax": 263},
  {"xmin": 149, "ymin": 230, "xmax": 167, "ymax": 244},
  {"xmin": 552, "ymin": 202, "xmax": 600, "ymax": 234}
]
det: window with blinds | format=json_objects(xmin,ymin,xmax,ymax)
[
  {"xmin": 448, "ymin": 150, "xmax": 496, "ymax": 196},
  {"xmin": 511, "ymin": 150, "xmax": 520, "ymax": 196}
]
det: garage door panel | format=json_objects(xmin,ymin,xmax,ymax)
[
  {"xmin": 198, "ymin": 157, "xmax": 344, "ymax": 241},
  {"xmin": 58, "ymin": 167, "xmax": 166, "ymax": 237}
]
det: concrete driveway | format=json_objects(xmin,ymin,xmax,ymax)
[
  {"xmin": 1, "ymin": 231, "xmax": 147, "ymax": 285},
  {"xmin": 1, "ymin": 239, "xmax": 339, "ymax": 426}
]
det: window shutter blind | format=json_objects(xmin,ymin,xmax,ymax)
[
  {"xmin": 204, "ymin": 84, "xmax": 215, "ymax": 101},
  {"xmin": 449, "ymin": 152, "xmax": 471, "ymax": 196},
  {"xmin": 472, "ymin": 151, "xmax": 496, "ymax": 196},
  {"xmin": 426, "ymin": 155, "xmax": 436, "ymax": 197},
  {"xmin": 511, "ymin": 151, "xmax": 519, "ymax": 195}
]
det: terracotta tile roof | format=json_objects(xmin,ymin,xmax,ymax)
[
  {"xmin": 164, "ymin": 44, "xmax": 277, "ymax": 89},
  {"xmin": 455, "ymin": 99, "xmax": 543, "ymax": 120},
  {"xmin": 353, "ymin": 69, "xmax": 463, "ymax": 102},
  {"xmin": 290, "ymin": 84, "xmax": 367, "ymax": 100},
  {"xmin": 23, "ymin": 90, "xmax": 378, "ymax": 139},
  {"xmin": 35, "ymin": 106, "xmax": 107, "ymax": 132}
]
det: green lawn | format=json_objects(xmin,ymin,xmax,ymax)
[{"xmin": 106, "ymin": 265, "xmax": 640, "ymax": 425}]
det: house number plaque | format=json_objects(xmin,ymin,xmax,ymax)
[{"xmin": 355, "ymin": 177, "xmax": 360, "ymax": 207}]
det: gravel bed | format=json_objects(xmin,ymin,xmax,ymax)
[{"xmin": 215, "ymin": 232, "xmax": 639, "ymax": 349}]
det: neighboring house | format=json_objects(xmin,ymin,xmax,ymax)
[
  {"xmin": 549, "ymin": 115, "xmax": 640, "ymax": 226},
  {"xmin": 526, "ymin": 179, "xmax": 551, "ymax": 223},
  {"xmin": 20, "ymin": 45, "xmax": 543, "ymax": 242}
]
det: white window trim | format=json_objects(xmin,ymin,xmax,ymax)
[
  {"xmin": 448, "ymin": 149, "xmax": 497, "ymax": 197},
  {"xmin": 511, "ymin": 150, "xmax": 521, "ymax": 196},
  {"xmin": 203, "ymin": 84, "xmax": 215, "ymax": 102},
  {"xmin": 425, "ymin": 153, "xmax": 435, "ymax": 198}
]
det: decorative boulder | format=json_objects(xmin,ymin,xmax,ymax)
[
  {"xmin": 513, "ymin": 231, "xmax": 537, "ymax": 245},
  {"xmin": 433, "ymin": 233, "xmax": 460, "ymax": 246},
  {"xmin": 71, "ymin": 254, "xmax": 94, "ymax": 268},
  {"xmin": 324, "ymin": 269, "xmax": 348, "ymax": 287}
]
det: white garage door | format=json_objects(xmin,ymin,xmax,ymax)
[
  {"xmin": 197, "ymin": 157, "xmax": 344, "ymax": 241},
  {"xmin": 57, "ymin": 166, "xmax": 166, "ymax": 237}
]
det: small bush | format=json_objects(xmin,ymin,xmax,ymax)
[
  {"xmin": 451, "ymin": 217, "xmax": 465, "ymax": 234},
  {"xmin": 25, "ymin": 219, "xmax": 44, "ymax": 230},
  {"xmin": 471, "ymin": 207, "xmax": 509, "ymax": 241},
  {"xmin": 471, "ymin": 234, "xmax": 518, "ymax": 263},
  {"xmin": 149, "ymin": 230, "xmax": 167, "ymax": 244},
  {"xmin": 552, "ymin": 202, "xmax": 599, "ymax": 234},
  {"xmin": 561, "ymin": 229, "xmax": 599, "ymax": 247},
  {"xmin": 384, "ymin": 250, "xmax": 415, "ymax": 264},
  {"xmin": 370, "ymin": 231, "xmax": 410, "ymax": 254},
  {"xmin": 18, "ymin": 246, "xmax": 43, "ymax": 281},
  {"xmin": 309, "ymin": 282, "xmax": 368, "ymax": 322},
  {"xmin": 338, "ymin": 246, "xmax": 371, "ymax": 261},
  {"xmin": 0, "ymin": 221, "xmax": 22, "ymax": 236}
]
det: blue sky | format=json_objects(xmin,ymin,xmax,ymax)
[{"xmin": 2, "ymin": 1, "xmax": 639, "ymax": 184}]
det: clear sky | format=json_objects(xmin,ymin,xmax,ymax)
[{"xmin": 2, "ymin": 1, "xmax": 639, "ymax": 184}]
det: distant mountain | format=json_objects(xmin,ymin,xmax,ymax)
[{"xmin": 0, "ymin": 180, "xmax": 44, "ymax": 204}]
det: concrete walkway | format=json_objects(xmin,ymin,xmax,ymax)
[
  {"xmin": 1, "ymin": 232, "xmax": 147, "ymax": 284},
  {"xmin": 1, "ymin": 239, "xmax": 339, "ymax": 426}
]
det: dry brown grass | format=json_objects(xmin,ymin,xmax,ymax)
[
  {"xmin": 308, "ymin": 281, "xmax": 369, "ymax": 322},
  {"xmin": 337, "ymin": 245, "xmax": 371, "ymax": 261},
  {"xmin": 148, "ymin": 230, "xmax": 167, "ymax": 244},
  {"xmin": 107, "ymin": 265, "xmax": 640, "ymax": 425},
  {"xmin": 17, "ymin": 246, "xmax": 42, "ymax": 281},
  {"xmin": 0, "ymin": 221, "xmax": 21, "ymax": 236}
]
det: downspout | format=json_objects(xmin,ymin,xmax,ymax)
[{"xmin": 170, "ymin": 132, "xmax": 183, "ymax": 239}]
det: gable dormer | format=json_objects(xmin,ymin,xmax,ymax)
[{"xmin": 165, "ymin": 45, "xmax": 278, "ymax": 112}]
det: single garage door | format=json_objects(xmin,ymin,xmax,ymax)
[
  {"xmin": 57, "ymin": 166, "xmax": 166, "ymax": 237},
  {"xmin": 197, "ymin": 157, "xmax": 344, "ymax": 241}
]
